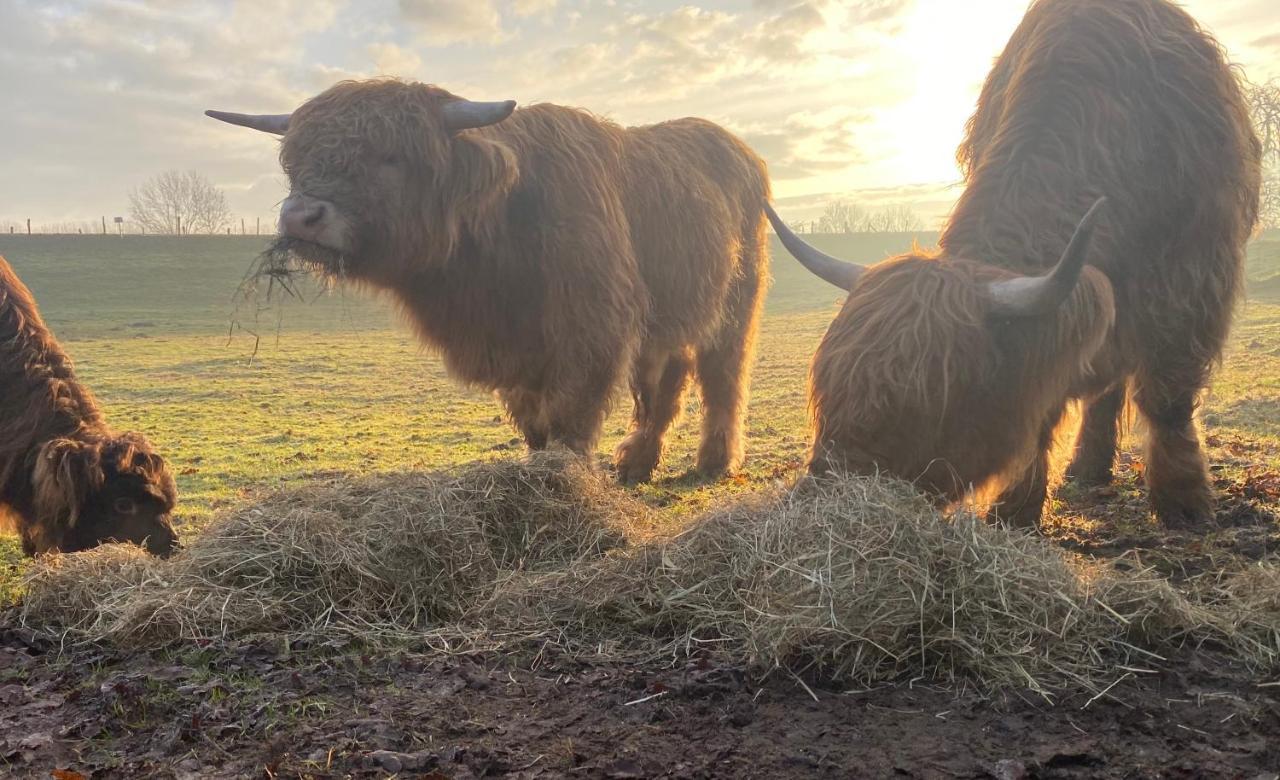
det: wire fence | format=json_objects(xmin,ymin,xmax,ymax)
[{"xmin": 0, "ymin": 217, "xmax": 276, "ymax": 236}]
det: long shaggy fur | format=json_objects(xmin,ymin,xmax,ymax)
[
  {"xmin": 276, "ymin": 80, "xmax": 770, "ymax": 481},
  {"xmin": 0, "ymin": 256, "xmax": 178, "ymax": 556},
  {"xmin": 810, "ymin": 0, "xmax": 1260, "ymax": 526}
]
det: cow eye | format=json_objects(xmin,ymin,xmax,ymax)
[{"xmin": 113, "ymin": 497, "xmax": 138, "ymax": 515}]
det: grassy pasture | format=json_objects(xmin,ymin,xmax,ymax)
[{"xmin": 0, "ymin": 232, "xmax": 1277, "ymax": 597}]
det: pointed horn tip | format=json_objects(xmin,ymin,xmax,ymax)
[{"xmin": 1079, "ymin": 196, "xmax": 1108, "ymax": 224}]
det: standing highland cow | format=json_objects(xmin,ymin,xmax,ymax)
[
  {"xmin": 767, "ymin": 0, "xmax": 1260, "ymax": 528},
  {"xmin": 207, "ymin": 80, "xmax": 769, "ymax": 483},
  {"xmin": 0, "ymin": 256, "xmax": 178, "ymax": 556}
]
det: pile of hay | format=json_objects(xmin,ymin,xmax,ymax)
[
  {"xmin": 21, "ymin": 451, "xmax": 634, "ymax": 647},
  {"xmin": 488, "ymin": 476, "xmax": 1279, "ymax": 696},
  {"xmin": 20, "ymin": 457, "xmax": 1279, "ymax": 695}
]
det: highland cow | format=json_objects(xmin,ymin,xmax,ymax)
[
  {"xmin": 767, "ymin": 0, "xmax": 1260, "ymax": 528},
  {"xmin": 0, "ymin": 256, "xmax": 178, "ymax": 556},
  {"xmin": 207, "ymin": 80, "xmax": 770, "ymax": 483}
]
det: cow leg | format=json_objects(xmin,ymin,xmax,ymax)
[
  {"xmin": 990, "ymin": 410, "xmax": 1064, "ymax": 529},
  {"xmin": 615, "ymin": 348, "xmax": 693, "ymax": 484},
  {"xmin": 1133, "ymin": 376, "xmax": 1214, "ymax": 530},
  {"xmin": 693, "ymin": 243, "xmax": 765, "ymax": 479},
  {"xmin": 1065, "ymin": 384, "xmax": 1126, "ymax": 486},
  {"xmin": 498, "ymin": 387, "xmax": 549, "ymax": 450},
  {"xmin": 543, "ymin": 356, "xmax": 625, "ymax": 459}
]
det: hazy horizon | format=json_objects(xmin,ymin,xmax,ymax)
[{"xmin": 2, "ymin": 0, "xmax": 1278, "ymax": 230}]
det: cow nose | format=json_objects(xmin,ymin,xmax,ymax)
[{"xmin": 280, "ymin": 196, "xmax": 328, "ymax": 241}]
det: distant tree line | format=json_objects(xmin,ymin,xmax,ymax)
[{"xmin": 790, "ymin": 200, "xmax": 925, "ymax": 234}]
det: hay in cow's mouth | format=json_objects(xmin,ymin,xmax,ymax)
[
  {"xmin": 228, "ymin": 238, "xmax": 351, "ymax": 349},
  {"xmin": 18, "ymin": 456, "xmax": 1280, "ymax": 698},
  {"xmin": 236, "ymin": 238, "xmax": 346, "ymax": 304}
]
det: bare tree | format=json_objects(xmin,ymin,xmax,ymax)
[
  {"xmin": 1248, "ymin": 80, "xmax": 1280, "ymax": 230},
  {"xmin": 818, "ymin": 200, "xmax": 864, "ymax": 234},
  {"xmin": 129, "ymin": 170, "xmax": 231, "ymax": 235},
  {"xmin": 879, "ymin": 204, "xmax": 924, "ymax": 232},
  {"xmin": 811, "ymin": 200, "xmax": 925, "ymax": 233}
]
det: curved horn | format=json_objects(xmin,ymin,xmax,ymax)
[
  {"xmin": 764, "ymin": 203, "xmax": 866, "ymax": 291},
  {"xmin": 442, "ymin": 99, "xmax": 517, "ymax": 133},
  {"xmin": 204, "ymin": 110, "xmax": 291, "ymax": 135},
  {"xmin": 987, "ymin": 197, "xmax": 1108, "ymax": 318}
]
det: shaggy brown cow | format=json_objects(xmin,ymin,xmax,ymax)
[
  {"xmin": 767, "ymin": 0, "xmax": 1260, "ymax": 528},
  {"xmin": 0, "ymin": 255, "xmax": 178, "ymax": 556},
  {"xmin": 207, "ymin": 80, "xmax": 769, "ymax": 483}
]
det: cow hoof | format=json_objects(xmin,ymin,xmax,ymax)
[
  {"xmin": 1156, "ymin": 506, "xmax": 1215, "ymax": 532},
  {"xmin": 695, "ymin": 439, "xmax": 740, "ymax": 482},
  {"xmin": 1063, "ymin": 463, "xmax": 1113, "ymax": 488},
  {"xmin": 985, "ymin": 504, "xmax": 1043, "ymax": 531},
  {"xmin": 616, "ymin": 465, "xmax": 656, "ymax": 485},
  {"xmin": 615, "ymin": 438, "xmax": 660, "ymax": 485},
  {"xmin": 1152, "ymin": 490, "xmax": 1215, "ymax": 532}
]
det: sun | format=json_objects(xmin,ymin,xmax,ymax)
[{"xmin": 873, "ymin": 0, "xmax": 1028, "ymax": 186}]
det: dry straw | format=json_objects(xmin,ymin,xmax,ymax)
[
  {"xmin": 490, "ymin": 476, "xmax": 1277, "ymax": 696},
  {"xmin": 19, "ymin": 456, "xmax": 1280, "ymax": 696},
  {"xmin": 22, "ymin": 451, "xmax": 633, "ymax": 647}
]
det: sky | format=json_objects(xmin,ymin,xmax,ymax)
[{"xmin": 1, "ymin": 0, "xmax": 1278, "ymax": 230}]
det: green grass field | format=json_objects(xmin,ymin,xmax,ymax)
[{"xmin": 1, "ymin": 233, "xmax": 1278, "ymax": 598}]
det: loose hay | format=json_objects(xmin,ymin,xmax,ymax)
[
  {"xmin": 22, "ymin": 451, "xmax": 633, "ymax": 647},
  {"xmin": 488, "ymin": 476, "xmax": 1280, "ymax": 696},
  {"xmin": 19, "ymin": 461, "xmax": 1280, "ymax": 696}
]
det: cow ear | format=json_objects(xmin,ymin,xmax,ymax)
[{"xmin": 32, "ymin": 439, "xmax": 103, "ymax": 528}]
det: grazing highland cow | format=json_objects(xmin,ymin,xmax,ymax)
[
  {"xmin": 767, "ymin": 0, "xmax": 1260, "ymax": 528},
  {"xmin": 0, "ymin": 256, "xmax": 178, "ymax": 556},
  {"xmin": 207, "ymin": 79, "xmax": 769, "ymax": 483}
]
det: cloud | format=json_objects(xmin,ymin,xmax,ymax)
[
  {"xmin": 1253, "ymin": 32, "xmax": 1280, "ymax": 55},
  {"xmin": 368, "ymin": 42, "xmax": 424, "ymax": 76},
  {"xmin": 511, "ymin": 0, "xmax": 558, "ymax": 18},
  {"xmin": 2, "ymin": 0, "xmax": 1271, "ymax": 226},
  {"xmin": 742, "ymin": 110, "xmax": 871, "ymax": 180},
  {"xmin": 397, "ymin": 0, "xmax": 503, "ymax": 44}
]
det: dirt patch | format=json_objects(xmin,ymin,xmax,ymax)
[
  {"xmin": 1048, "ymin": 434, "xmax": 1280, "ymax": 582},
  {"xmin": 2, "ymin": 625, "xmax": 1278, "ymax": 779}
]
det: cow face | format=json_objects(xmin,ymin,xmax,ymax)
[
  {"xmin": 767, "ymin": 199, "xmax": 1113, "ymax": 500},
  {"xmin": 209, "ymin": 80, "xmax": 517, "ymax": 283},
  {"xmin": 31, "ymin": 435, "xmax": 179, "ymax": 557},
  {"xmin": 806, "ymin": 254, "xmax": 1114, "ymax": 498}
]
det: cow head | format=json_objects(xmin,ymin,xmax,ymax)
[
  {"xmin": 30, "ymin": 433, "xmax": 179, "ymax": 557},
  {"xmin": 766, "ymin": 200, "xmax": 1115, "ymax": 500},
  {"xmin": 207, "ymin": 79, "xmax": 518, "ymax": 282}
]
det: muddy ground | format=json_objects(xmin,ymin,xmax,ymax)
[
  {"xmin": 3, "ymin": 627, "xmax": 1279, "ymax": 779},
  {"xmin": 3, "ymin": 438, "xmax": 1279, "ymax": 779}
]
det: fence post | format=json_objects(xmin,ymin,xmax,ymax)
[
  {"xmin": 256, "ymin": 217, "xmax": 260, "ymax": 236},
  {"xmin": 101, "ymin": 216, "xmax": 106, "ymax": 235},
  {"xmin": 177, "ymin": 216, "xmax": 182, "ymax": 236},
  {"xmin": 27, "ymin": 218, "xmax": 31, "ymax": 235},
  {"xmin": 241, "ymin": 218, "xmax": 245, "ymax": 235}
]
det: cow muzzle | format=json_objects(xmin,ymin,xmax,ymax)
[{"xmin": 280, "ymin": 194, "xmax": 349, "ymax": 252}]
